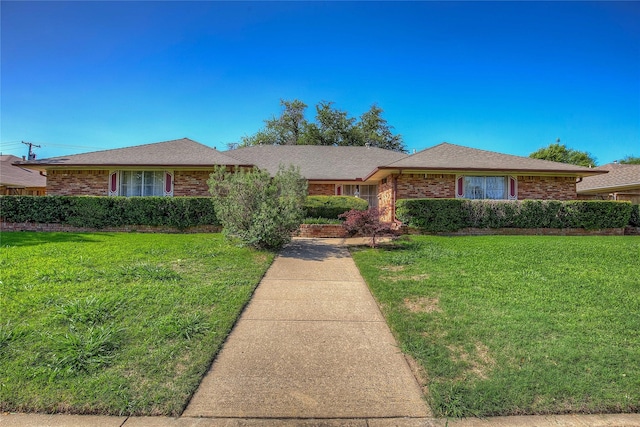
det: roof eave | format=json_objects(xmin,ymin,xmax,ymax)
[{"xmin": 365, "ymin": 166, "xmax": 607, "ymax": 181}]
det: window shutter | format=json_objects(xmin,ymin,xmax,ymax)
[
  {"xmin": 335, "ymin": 184, "xmax": 342, "ymax": 196},
  {"xmin": 109, "ymin": 171, "xmax": 119, "ymax": 196},
  {"xmin": 164, "ymin": 171, "xmax": 174, "ymax": 196},
  {"xmin": 455, "ymin": 176, "xmax": 464, "ymax": 198},
  {"xmin": 508, "ymin": 176, "xmax": 517, "ymax": 200}
]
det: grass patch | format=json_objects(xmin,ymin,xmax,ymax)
[
  {"xmin": 0, "ymin": 232, "xmax": 274, "ymax": 416},
  {"xmin": 351, "ymin": 235, "xmax": 640, "ymax": 417}
]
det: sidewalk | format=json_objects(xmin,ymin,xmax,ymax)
[{"xmin": 2, "ymin": 238, "xmax": 639, "ymax": 426}]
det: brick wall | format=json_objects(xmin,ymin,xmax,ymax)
[
  {"xmin": 308, "ymin": 183, "xmax": 335, "ymax": 196},
  {"xmin": 396, "ymin": 174, "xmax": 456, "ymax": 199},
  {"xmin": 377, "ymin": 180, "xmax": 394, "ymax": 222},
  {"xmin": 47, "ymin": 170, "xmax": 109, "ymax": 196},
  {"xmin": 517, "ymin": 176, "xmax": 576, "ymax": 200},
  {"xmin": 174, "ymin": 170, "xmax": 214, "ymax": 196}
]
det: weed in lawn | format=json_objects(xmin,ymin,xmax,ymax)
[
  {"xmin": 118, "ymin": 263, "xmax": 181, "ymax": 282},
  {"xmin": 50, "ymin": 324, "xmax": 123, "ymax": 375},
  {"xmin": 160, "ymin": 312, "xmax": 212, "ymax": 341},
  {"xmin": 55, "ymin": 295, "xmax": 125, "ymax": 327}
]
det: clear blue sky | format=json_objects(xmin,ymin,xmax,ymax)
[{"xmin": 1, "ymin": 1, "xmax": 639, "ymax": 164}]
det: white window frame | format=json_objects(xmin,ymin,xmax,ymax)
[
  {"xmin": 338, "ymin": 184, "xmax": 378, "ymax": 207},
  {"xmin": 108, "ymin": 170, "xmax": 173, "ymax": 196},
  {"xmin": 455, "ymin": 175, "xmax": 517, "ymax": 200}
]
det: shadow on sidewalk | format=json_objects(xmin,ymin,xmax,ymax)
[{"xmin": 278, "ymin": 239, "xmax": 350, "ymax": 261}]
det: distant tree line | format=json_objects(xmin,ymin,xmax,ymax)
[
  {"xmin": 529, "ymin": 139, "xmax": 640, "ymax": 167},
  {"xmin": 238, "ymin": 99, "xmax": 406, "ymax": 153}
]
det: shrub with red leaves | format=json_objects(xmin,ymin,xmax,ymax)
[{"xmin": 339, "ymin": 207, "xmax": 395, "ymax": 247}]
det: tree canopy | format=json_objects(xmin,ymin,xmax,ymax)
[
  {"xmin": 619, "ymin": 155, "xmax": 640, "ymax": 165},
  {"xmin": 529, "ymin": 141, "xmax": 597, "ymax": 167},
  {"xmin": 240, "ymin": 99, "xmax": 406, "ymax": 152}
]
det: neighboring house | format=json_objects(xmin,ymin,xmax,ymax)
[
  {"xmin": 15, "ymin": 137, "xmax": 606, "ymax": 221},
  {"xmin": 0, "ymin": 155, "xmax": 47, "ymax": 195},
  {"xmin": 577, "ymin": 163, "xmax": 640, "ymax": 204}
]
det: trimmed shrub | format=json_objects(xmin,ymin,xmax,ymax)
[
  {"xmin": 396, "ymin": 199, "xmax": 467, "ymax": 232},
  {"xmin": 396, "ymin": 198, "xmax": 632, "ymax": 232},
  {"xmin": 304, "ymin": 196, "xmax": 368, "ymax": 219},
  {"xmin": 630, "ymin": 205, "xmax": 640, "ymax": 227},
  {"xmin": 0, "ymin": 195, "xmax": 219, "ymax": 229}
]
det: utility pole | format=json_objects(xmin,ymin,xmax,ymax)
[{"xmin": 22, "ymin": 141, "xmax": 41, "ymax": 160}]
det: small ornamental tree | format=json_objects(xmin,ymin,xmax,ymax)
[
  {"xmin": 339, "ymin": 207, "xmax": 395, "ymax": 248},
  {"xmin": 207, "ymin": 165, "xmax": 308, "ymax": 250}
]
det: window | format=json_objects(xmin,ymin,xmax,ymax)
[
  {"xmin": 456, "ymin": 176, "xmax": 517, "ymax": 200},
  {"xmin": 340, "ymin": 184, "xmax": 378, "ymax": 207},
  {"xmin": 109, "ymin": 171, "xmax": 173, "ymax": 196}
]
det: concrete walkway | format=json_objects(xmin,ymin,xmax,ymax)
[
  {"xmin": 183, "ymin": 238, "xmax": 429, "ymax": 419},
  {"xmin": 2, "ymin": 238, "xmax": 639, "ymax": 426}
]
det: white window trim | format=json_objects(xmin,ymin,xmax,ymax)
[
  {"xmin": 108, "ymin": 170, "xmax": 173, "ymax": 196},
  {"xmin": 455, "ymin": 175, "xmax": 517, "ymax": 200}
]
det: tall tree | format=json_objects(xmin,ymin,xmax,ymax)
[
  {"xmin": 357, "ymin": 104, "xmax": 405, "ymax": 152},
  {"xmin": 313, "ymin": 101, "xmax": 360, "ymax": 146},
  {"xmin": 240, "ymin": 99, "xmax": 406, "ymax": 152},
  {"xmin": 619, "ymin": 155, "xmax": 640, "ymax": 164},
  {"xmin": 241, "ymin": 99, "xmax": 308, "ymax": 146},
  {"xmin": 529, "ymin": 141, "xmax": 597, "ymax": 167}
]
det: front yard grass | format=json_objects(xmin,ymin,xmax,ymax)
[
  {"xmin": 0, "ymin": 232, "xmax": 274, "ymax": 416},
  {"xmin": 351, "ymin": 235, "xmax": 640, "ymax": 418}
]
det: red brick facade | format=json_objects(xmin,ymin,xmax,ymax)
[
  {"xmin": 308, "ymin": 183, "xmax": 335, "ymax": 196},
  {"xmin": 47, "ymin": 170, "xmax": 109, "ymax": 196},
  {"xmin": 173, "ymin": 170, "xmax": 214, "ymax": 196},
  {"xmin": 396, "ymin": 174, "xmax": 457, "ymax": 199},
  {"xmin": 516, "ymin": 176, "xmax": 576, "ymax": 200}
]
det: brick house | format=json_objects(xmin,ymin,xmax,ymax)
[
  {"xmin": 1, "ymin": 155, "xmax": 47, "ymax": 195},
  {"xmin": 577, "ymin": 163, "xmax": 640, "ymax": 204},
  {"xmin": 16, "ymin": 137, "xmax": 606, "ymax": 221}
]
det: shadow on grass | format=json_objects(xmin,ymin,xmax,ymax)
[{"xmin": 0, "ymin": 231, "xmax": 107, "ymax": 247}]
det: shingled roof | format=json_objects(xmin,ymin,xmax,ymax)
[
  {"xmin": 15, "ymin": 138, "xmax": 246, "ymax": 169},
  {"xmin": 226, "ymin": 145, "xmax": 407, "ymax": 181},
  {"xmin": 365, "ymin": 142, "xmax": 606, "ymax": 180},
  {"xmin": 0, "ymin": 155, "xmax": 47, "ymax": 188},
  {"xmin": 577, "ymin": 163, "xmax": 640, "ymax": 194}
]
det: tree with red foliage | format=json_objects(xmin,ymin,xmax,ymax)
[{"xmin": 339, "ymin": 207, "xmax": 395, "ymax": 248}]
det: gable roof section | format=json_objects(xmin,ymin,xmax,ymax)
[
  {"xmin": 226, "ymin": 145, "xmax": 408, "ymax": 181},
  {"xmin": 577, "ymin": 163, "xmax": 640, "ymax": 194},
  {"xmin": 0, "ymin": 155, "xmax": 47, "ymax": 188},
  {"xmin": 15, "ymin": 138, "xmax": 246, "ymax": 170},
  {"xmin": 365, "ymin": 142, "xmax": 607, "ymax": 180}
]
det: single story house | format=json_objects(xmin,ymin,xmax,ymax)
[
  {"xmin": 577, "ymin": 162, "xmax": 640, "ymax": 204},
  {"xmin": 1, "ymin": 155, "xmax": 47, "ymax": 195},
  {"xmin": 15, "ymin": 137, "xmax": 607, "ymax": 221}
]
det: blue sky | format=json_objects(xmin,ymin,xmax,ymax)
[{"xmin": 1, "ymin": 1, "xmax": 639, "ymax": 164}]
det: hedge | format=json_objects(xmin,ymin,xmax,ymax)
[
  {"xmin": 0, "ymin": 196, "xmax": 219, "ymax": 230},
  {"xmin": 304, "ymin": 196, "xmax": 368, "ymax": 219},
  {"xmin": 631, "ymin": 204, "xmax": 640, "ymax": 227},
  {"xmin": 396, "ymin": 199, "xmax": 634, "ymax": 232}
]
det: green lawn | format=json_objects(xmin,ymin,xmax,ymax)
[
  {"xmin": 351, "ymin": 235, "xmax": 640, "ymax": 418},
  {"xmin": 0, "ymin": 232, "xmax": 274, "ymax": 416}
]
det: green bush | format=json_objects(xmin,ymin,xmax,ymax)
[
  {"xmin": 396, "ymin": 199, "xmax": 467, "ymax": 232},
  {"xmin": 631, "ymin": 204, "xmax": 640, "ymax": 226},
  {"xmin": 0, "ymin": 195, "xmax": 219, "ymax": 229},
  {"xmin": 304, "ymin": 196, "xmax": 368, "ymax": 219},
  {"xmin": 396, "ymin": 198, "xmax": 632, "ymax": 232},
  {"xmin": 208, "ymin": 165, "xmax": 307, "ymax": 250},
  {"xmin": 0, "ymin": 195, "xmax": 72, "ymax": 223}
]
